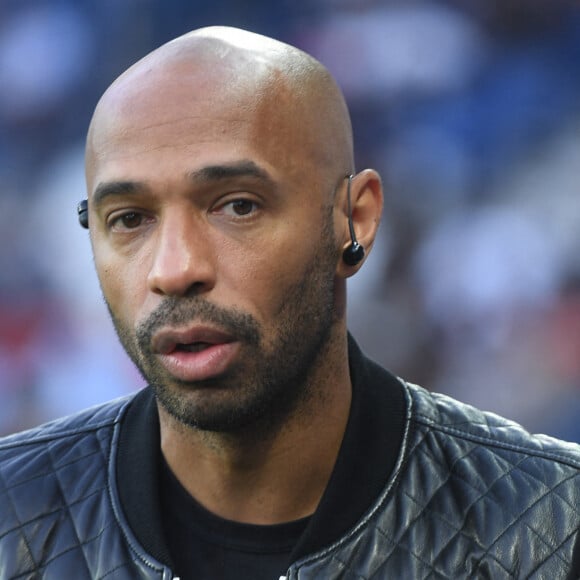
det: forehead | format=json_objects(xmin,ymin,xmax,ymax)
[{"xmin": 86, "ymin": 56, "xmax": 312, "ymax": 188}]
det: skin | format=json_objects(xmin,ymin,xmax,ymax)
[{"xmin": 85, "ymin": 27, "xmax": 383, "ymax": 525}]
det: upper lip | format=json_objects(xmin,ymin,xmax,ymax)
[{"xmin": 151, "ymin": 325, "xmax": 235, "ymax": 355}]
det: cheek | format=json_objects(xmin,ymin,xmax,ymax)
[
  {"xmin": 231, "ymin": 225, "xmax": 298, "ymax": 276},
  {"xmin": 93, "ymin": 249, "xmax": 145, "ymax": 326},
  {"xmin": 222, "ymin": 234, "xmax": 315, "ymax": 314}
]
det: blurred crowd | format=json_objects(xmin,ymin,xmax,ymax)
[{"xmin": 1, "ymin": 0, "xmax": 579, "ymax": 438}]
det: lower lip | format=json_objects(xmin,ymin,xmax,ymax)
[{"xmin": 156, "ymin": 342, "xmax": 240, "ymax": 382}]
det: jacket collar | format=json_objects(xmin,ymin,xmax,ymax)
[{"xmin": 116, "ymin": 334, "xmax": 407, "ymax": 567}]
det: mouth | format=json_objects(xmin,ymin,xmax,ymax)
[
  {"xmin": 174, "ymin": 341, "xmax": 214, "ymax": 353},
  {"xmin": 153, "ymin": 326, "xmax": 235, "ymax": 354},
  {"xmin": 151, "ymin": 326, "xmax": 240, "ymax": 382}
]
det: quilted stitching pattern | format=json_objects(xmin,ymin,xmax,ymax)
[
  {"xmin": 2, "ymin": 384, "xmax": 580, "ymax": 579},
  {"xmin": 0, "ymin": 399, "xmax": 165, "ymax": 579},
  {"xmin": 292, "ymin": 384, "xmax": 580, "ymax": 579}
]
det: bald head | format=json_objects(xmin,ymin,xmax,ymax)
[
  {"xmin": 82, "ymin": 27, "xmax": 383, "ymax": 443},
  {"xmin": 86, "ymin": 26, "xmax": 354, "ymax": 190}
]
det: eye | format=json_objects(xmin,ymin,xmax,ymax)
[
  {"xmin": 217, "ymin": 198, "xmax": 260, "ymax": 218},
  {"xmin": 108, "ymin": 211, "xmax": 147, "ymax": 231},
  {"xmin": 229, "ymin": 199, "xmax": 256, "ymax": 216}
]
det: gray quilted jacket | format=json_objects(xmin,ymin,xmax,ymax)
[{"xmin": 2, "ymin": 339, "xmax": 580, "ymax": 579}]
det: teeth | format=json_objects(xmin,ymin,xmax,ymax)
[{"xmin": 177, "ymin": 342, "xmax": 210, "ymax": 353}]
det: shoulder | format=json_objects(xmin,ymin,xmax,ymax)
[
  {"xmin": 0, "ymin": 396, "xmax": 134, "ymax": 557},
  {"xmin": 395, "ymin": 382, "xmax": 580, "ymax": 574},
  {"xmin": 0, "ymin": 395, "xmax": 135, "ymax": 495},
  {"xmin": 0, "ymin": 392, "xmax": 163, "ymax": 577},
  {"xmin": 0, "ymin": 394, "xmax": 134, "ymax": 452},
  {"xmin": 349, "ymin": 382, "xmax": 580, "ymax": 577},
  {"xmin": 405, "ymin": 381, "xmax": 580, "ymax": 468}
]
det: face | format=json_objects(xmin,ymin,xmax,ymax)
[{"xmin": 87, "ymin": 60, "xmax": 345, "ymax": 432}]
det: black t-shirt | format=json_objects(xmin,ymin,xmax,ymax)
[{"xmin": 159, "ymin": 458, "xmax": 310, "ymax": 580}]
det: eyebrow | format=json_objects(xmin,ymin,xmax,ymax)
[
  {"xmin": 91, "ymin": 160, "xmax": 274, "ymax": 207},
  {"xmin": 187, "ymin": 160, "xmax": 274, "ymax": 185},
  {"xmin": 92, "ymin": 180, "xmax": 146, "ymax": 207}
]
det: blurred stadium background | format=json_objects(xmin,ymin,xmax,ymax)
[{"xmin": 1, "ymin": 0, "xmax": 580, "ymax": 438}]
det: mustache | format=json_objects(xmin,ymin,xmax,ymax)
[{"xmin": 135, "ymin": 297, "xmax": 261, "ymax": 351}]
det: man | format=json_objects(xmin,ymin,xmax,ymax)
[{"xmin": 1, "ymin": 26, "xmax": 580, "ymax": 579}]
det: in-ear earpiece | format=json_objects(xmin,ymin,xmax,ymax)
[
  {"xmin": 342, "ymin": 240, "xmax": 365, "ymax": 266},
  {"xmin": 78, "ymin": 199, "xmax": 89, "ymax": 229},
  {"xmin": 342, "ymin": 175, "xmax": 365, "ymax": 266}
]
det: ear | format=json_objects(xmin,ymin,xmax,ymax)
[{"xmin": 336, "ymin": 169, "xmax": 383, "ymax": 278}]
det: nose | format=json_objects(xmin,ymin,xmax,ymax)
[{"xmin": 147, "ymin": 210, "xmax": 216, "ymax": 297}]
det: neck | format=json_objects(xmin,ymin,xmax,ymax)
[{"xmin": 159, "ymin": 330, "xmax": 351, "ymax": 525}]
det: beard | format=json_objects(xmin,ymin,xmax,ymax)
[{"xmin": 107, "ymin": 211, "xmax": 340, "ymax": 434}]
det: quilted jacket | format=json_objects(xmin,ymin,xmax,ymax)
[{"xmin": 2, "ymin": 339, "xmax": 580, "ymax": 579}]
